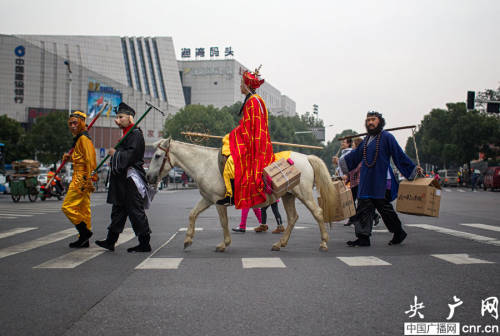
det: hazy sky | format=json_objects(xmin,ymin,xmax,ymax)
[{"xmin": 1, "ymin": 0, "xmax": 499, "ymax": 146}]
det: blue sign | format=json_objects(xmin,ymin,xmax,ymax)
[
  {"xmin": 87, "ymin": 79, "xmax": 122, "ymax": 119},
  {"xmin": 100, "ymin": 148, "xmax": 105, "ymax": 158},
  {"xmin": 15, "ymin": 46, "xmax": 25, "ymax": 57}
]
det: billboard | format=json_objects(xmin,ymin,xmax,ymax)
[{"xmin": 87, "ymin": 80, "xmax": 122, "ymax": 118}]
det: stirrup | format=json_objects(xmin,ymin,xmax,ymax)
[{"xmin": 216, "ymin": 196, "xmax": 234, "ymax": 206}]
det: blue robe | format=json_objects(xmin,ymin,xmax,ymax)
[{"xmin": 340, "ymin": 131, "xmax": 417, "ymax": 201}]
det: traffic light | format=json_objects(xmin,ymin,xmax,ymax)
[
  {"xmin": 466, "ymin": 91, "xmax": 475, "ymax": 110},
  {"xmin": 486, "ymin": 102, "xmax": 500, "ymax": 113}
]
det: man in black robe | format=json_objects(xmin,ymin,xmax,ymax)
[{"xmin": 96, "ymin": 102, "xmax": 152, "ymax": 252}]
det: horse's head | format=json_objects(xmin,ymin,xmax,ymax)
[{"xmin": 147, "ymin": 137, "xmax": 173, "ymax": 185}]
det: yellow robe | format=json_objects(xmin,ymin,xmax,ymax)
[{"xmin": 61, "ymin": 134, "xmax": 97, "ymax": 229}]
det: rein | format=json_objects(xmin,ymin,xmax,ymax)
[{"xmin": 156, "ymin": 142, "xmax": 173, "ymax": 179}]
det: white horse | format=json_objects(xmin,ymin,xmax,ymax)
[{"xmin": 146, "ymin": 138, "xmax": 337, "ymax": 252}]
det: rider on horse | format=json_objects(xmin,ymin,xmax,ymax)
[{"xmin": 216, "ymin": 66, "xmax": 274, "ymax": 209}]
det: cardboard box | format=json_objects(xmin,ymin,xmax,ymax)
[
  {"xmin": 263, "ymin": 159, "xmax": 301, "ymax": 197},
  {"xmin": 319, "ymin": 181, "xmax": 356, "ymax": 223},
  {"xmin": 396, "ymin": 178, "xmax": 441, "ymax": 217}
]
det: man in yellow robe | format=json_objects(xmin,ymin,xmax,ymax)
[{"xmin": 61, "ymin": 111, "xmax": 97, "ymax": 248}]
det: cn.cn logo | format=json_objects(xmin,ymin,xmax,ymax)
[{"xmin": 15, "ymin": 46, "xmax": 25, "ymax": 57}]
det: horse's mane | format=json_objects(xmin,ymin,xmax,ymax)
[{"xmin": 169, "ymin": 139, "xmax": 220, "ymax": 152}]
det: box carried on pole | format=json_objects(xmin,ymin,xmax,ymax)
[{"xmin": 396, "ymin": 178, "xmax": 441, "ymax": 217}]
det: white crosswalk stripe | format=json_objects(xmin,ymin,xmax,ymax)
[
  {"xmin": 34, "ymin": 229, "xmax": 135, "ymax": 269},
  {"xmin": 242, "ymin": 257, "xmax": 286, "ymax": 268},
  {"xmin": 0, "ymin": 227, "xmax": 37, "ymax": 239},
  {"xmin": 461, "ymin": 223, "xmax": 500, "ymax": 233},
  {"xmin": 431, "ymin": 254, "xmax": 494, "ymax": 265},
  {"xmin": 0, "ymin": 228, "xmax": 75, "ymax": 259},
  {"xmin": 407, "ymin": 224, "xmax": 500, "ymax": 246},
  {"xmin": 337, "ymin": 256, "xmax": 391, "ymax": 267},
  {"xmin": 136, "ymin": 257, "xmax": 183, "ymax": 269}
]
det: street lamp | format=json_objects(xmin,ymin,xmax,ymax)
[{"xmin": 64, "ymin": 60, "xmax": 72, "ymax": 115}]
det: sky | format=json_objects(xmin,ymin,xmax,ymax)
[{"xmin": 1, "ymin": 0, "xmax": 499, "ymax": 147}]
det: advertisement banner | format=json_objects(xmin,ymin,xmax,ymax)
[{"xmin": 87, "ymin": 80, "xmax": 122, "ymax": 118}]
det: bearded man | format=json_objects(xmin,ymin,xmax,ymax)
[
  {"xmin": 216, "ymin": 66, "xmax": 274, "ymax": 210},
  {"xmin": 62, "ymin": 111, "xmax": 97, "ymax": 248},
  {"xmin": 339, "ymin": 111, "xmax": 423, "ymax": 247}
]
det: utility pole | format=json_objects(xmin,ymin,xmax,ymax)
[{"xmin": 64, "ymin": 60, "xmax": 72, "ymax": 115}]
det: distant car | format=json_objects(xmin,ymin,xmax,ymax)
[
  {"xmin": 0, "ymin": 174, "xmax": 10, "ymax": 194},
  {"xmin": 438, "ymin": 169, "xmax": 459, "ymax": 187},
  {"xmin": 483, "ymin": 166, "xmax": 500, "ymax": 191},
  {"xmin": 38, "ymin": 174, "xmax": 48, "ymax": 185},
  {"xmin": 168, "ymin": 167, "xmax": 184, "ymax": 183}
]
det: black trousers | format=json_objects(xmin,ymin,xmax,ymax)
[
  {"xmin": 261, "ymin": 202, "xmax": 282, "ymax": 225},
  {"xmin": 354, "ymin": 189, "xmax": 402, "ymax": 237},
  {"xmin": 108, "ymin": 178, "xmax": 151, "ymax": 236}
]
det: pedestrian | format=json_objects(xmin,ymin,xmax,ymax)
[
  {"xmin": 61, "ymin": 111, "xmax": 97, "ymax": 248},
  {"xmin": 232, "ymin": 207, "xmax": 262, "ymax": 233},
  {"xmin": 339, "ymin": 111, "xmax": 423, "ymax": 247},
  {"xmin": 181, "ymin": 171, "xmax": 188, "ymax": 187},
  {"xmin": 96, "ymin": 102, "xmax": 153, "ymax": 253},
  {"xmin": 254, "ymin": 201, "xmax": 285, "ymax": 233},
  {"xmin": 471, "ymin": 169, "xmax": 479, "ymax": 191},
  {"xmin": 332, "ymin": 138, "xmax": 353, "ymax": 177}
]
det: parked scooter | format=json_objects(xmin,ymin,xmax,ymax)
[{"xmin": 40, "ymin": 183, "xmax": 65, "ymax": 201}]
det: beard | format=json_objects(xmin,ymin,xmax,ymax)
[{"xmin": 365, "ymin": 123, "xmax": 383, "ymax": 135}]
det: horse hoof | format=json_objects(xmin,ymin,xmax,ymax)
[
  {"xmin": 184, "ymin": 241, "xmax": 192, "ymax": 249},
  {"xmin": 319, "ymin": 245, "xmax": 328, "ymax": 252},
  {"xmin": 215, "ymin": 246, "xmax": 225, "ymax": 252},
  {"xmin": 271, "ymin": 244, "xmax": 281, "ymax": 251}
]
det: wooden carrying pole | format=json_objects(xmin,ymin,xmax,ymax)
[
  {"xmin": 180, "ymin": 131, "xmax": 324, "ymax": 150},
  {"xmin": 337, "ymin": 125, "xmax": 417, "ymax": 141}
]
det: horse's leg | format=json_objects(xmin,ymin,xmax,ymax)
[
  {"xmin": 272, "ymin": 193, "xmax": 298, "ymax": 251},
  {"xmin": 297, "ymin": 192, "xmax": 329, "ymax": 251},
  {"xmin": 184, "ymin": 197, "xmax": 212, "ymax": 249},
  {"xmin": 214, "ymin": 204, "xmax": 231, "ymax": 252}
]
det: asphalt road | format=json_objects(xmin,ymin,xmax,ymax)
[{"xmin": 0, "ymin": 186, "xmax": 499, "ymax": 336}]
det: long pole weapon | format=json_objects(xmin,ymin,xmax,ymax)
[
  {"xmin": 92, "ymin": 102, "xmax": 165, "ymax": 175},
  {"xmin": 180, "ymin": 131, "xmax": 324, "ymax": 150},
  {"xmin": 44, "ymin": 103, "xmax": 108, "ymax": 189},
  {"xmin": 337, "ymin": 125, "xmax": 416, "ymax": 141}
]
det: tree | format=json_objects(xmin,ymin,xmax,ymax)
[
  {"xmin": 0, "ymin": 115, "xmax": 32, "ymax": 163},
  {"xmin": 405, "ymin": 102, "xmax": 500, "ymax": 168},
  {"xmin": 26, "ymin": 111, "xmax": 73, "ymax": 166}
]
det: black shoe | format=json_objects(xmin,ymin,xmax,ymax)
[
  {"xmin": 95, "ymin": 230, "xmax": 120, "ymax": 251},
  {"xmin": 344, "ymin": 221, "xmax": 353, "ymax": 226},
  {"xmin": 127, "ymin": 233, "xmax": 152, "ymax": 253},
  {"xmin": 69, "ymin": 222, "xmax": 93, "ymax": 248},
  {"xmin": 216, "ymin": 196, "xmax": 234, "ymax": 206},
  {"xmin": 373, "ymin": 213, "xmax": 380, "ymax": 227},
  {"xmin": 232, "ymin": 227, "xmax": 246, "ymax": 233},
  {"xmin": 389, "ymin": 230, "xmax": 407, "ymax": 245},
  {"xmin": 346, "ymin": 236, "xmax": 370, "ymax": 247}
]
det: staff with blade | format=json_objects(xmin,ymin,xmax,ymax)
[{"xmin": 95, "ymin": 102, "xmax": 165, "ymax": 253}]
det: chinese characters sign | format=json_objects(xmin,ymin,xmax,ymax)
[
  {"xmin": 180, "ymin": 46, "xmax": 233, "ymax": 58},
  {"xmin": 14, "ymin": 45, "xmax": 25, "ymax": 104}
]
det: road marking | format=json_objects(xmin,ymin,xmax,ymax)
[
  {"xmin": 407, "ymin": 224, "xmax": 500, "ymax": 246},
  {"xmin": 0, "ymin": 228, "xmax": 75, "ymax": 259},
  {"xmin": 457, "ymin": 189, "xmax": 466, "ymax": 192},
  {"xmin": 136, "ymin": 257, "xmax": 183, "ymax": 269},
  {"xmin": 135, "ymin": 231, "xmax": 178, "ymax": 269},
  {"xmin": 34, "ymin": 229, "xmax": 135, "ymax": 269},
  {"xmin": 337, "ymin": 256, "xmax": 391, "ymax": 267},
  {"xmin": 0, "ymin": 227, "xmax": 38, "ymax": 239},
  {"xmin": 242, "ymin": 257, "xmax": 286, "ymax": 269},
  {"xmin": 431, "ymin": 254, "xmax": 494, "ymax": 265},
  {"xmin": 178, "ymin": 228, "xmax": 204, "ymax": 232},
  {"xmin": 0, "ymin": 213, "xmax": 33, "ymax": 217},
  {"xmin": 444, "ymin": 189, "xmax": 452, "ymax": 192},
  {"xmin": 461, "ymin": 223, "xmax": 500, "ymax": 233},
  {"xmin": 372, "ymin": 229, "xmax": 389, "ymax": 233}
]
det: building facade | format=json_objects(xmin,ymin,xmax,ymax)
[
  {"xmin": 178, "ymin": 59, "xmax": 296, "ymax": 117},
  {"xmin": 0, "ymin": 34, "xmax": 185, "ymax": 157}
]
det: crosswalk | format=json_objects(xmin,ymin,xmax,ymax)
[
  {"xmin": 0, "ymin": 194, "xmax": 108, "ymax": 220},
  {"xmin": 0, "ymin": 223, "xmax": 498, "ymax": 270}
]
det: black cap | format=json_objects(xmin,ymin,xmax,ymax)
[{"xmin": 117, "ymin": 102, "xmax": 135, "ymax": 117}]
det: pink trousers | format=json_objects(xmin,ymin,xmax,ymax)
[{"xmin": 239, "ymin": 208, "xmax": 262, "ymax": 228}]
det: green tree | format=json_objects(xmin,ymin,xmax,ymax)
[
  {"xmin": 26, "ymin": 111, "xmax": 73, "ymax": 166},
  {"xmin": 0, "ymin": 115, "xmax": 32, "ymax": 163}
]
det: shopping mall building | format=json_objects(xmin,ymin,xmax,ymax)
[{"xmin": 0, "ymin": 34, "xmax": 296, "ymax": 160}]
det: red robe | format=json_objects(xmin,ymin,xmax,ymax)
[{"xmin": 229, "ymin": 94, "xmax": 274, "ymax": 209}]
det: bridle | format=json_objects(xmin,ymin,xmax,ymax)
[{"xmin": 156, "ymin": 141, "xmax": 173, "ymax": 181}]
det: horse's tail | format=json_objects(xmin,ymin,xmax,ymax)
[{"xmin": 307, "ymin": 155, "xmax": 338, "ymax": 227}]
